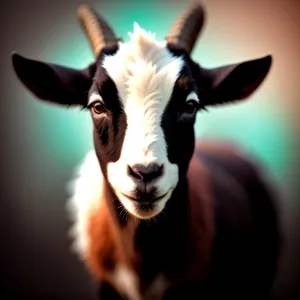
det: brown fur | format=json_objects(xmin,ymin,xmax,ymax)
[
  {"xmin": 84, "ymin": 141, "xmax": 279, "ymax": 299},
  {"xmin": 85, "ymin": 147, "xmax": 216, "ymax": 297}
]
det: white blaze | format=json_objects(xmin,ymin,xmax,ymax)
[{"xmin": 102, "ymin": 23, "xmax": 183, "ymax": 218}]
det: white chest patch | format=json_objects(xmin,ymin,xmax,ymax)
[
  {"xmin": 110, "ymin": 265, "xmax": 141, "ymax": 300},
  {"xmin": 66, "ymin": 152, "xmax": 169, "ymax": 299},
  {"xmin": 66, "ymin": 151, "xmax": 103, "ymax": 259},
  {"xmin": 109, "ymin": 265, "xmax": 168, "ymax": 300},
  {"xmin": 66, "ymin": 24, "xmax": 181, "ymax": 297}
]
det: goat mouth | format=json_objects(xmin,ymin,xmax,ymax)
[
  {"xmin": 120, "ymin": 191, "xmax": 169, "ymax": 203},
  {"xmin": 117, "ymin": 189, "xmax": 172, "ymax": 219}
]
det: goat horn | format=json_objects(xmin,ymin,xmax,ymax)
[
  {"xmin": 165, "ymin": 2, "xmax": 205, "ymax": 54},
  {"xmin": 78, "ymin": 5, "xmax": 119, "ymax": 57}
]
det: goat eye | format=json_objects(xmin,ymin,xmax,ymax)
[
  {"xmin": 184, "ymin": 100, "xmax": 198, "ymax": 115},
  {"xmin": 91, "ymin": 101, "xmax": 105, "ymax": 114}
]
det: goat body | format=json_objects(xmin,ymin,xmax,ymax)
[
  {"xmin": 68, "ymin": 141, "xmax": 279, "ymax": 300},
  {"xmin": 12, "ymin": 3, "xmax": 280, "ymax": 300}
]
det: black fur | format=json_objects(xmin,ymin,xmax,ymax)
[
  {"xmin": 167, "ymin": 44, "xmax": 272, "ymax": 107},
  {"xmin": 93, "ymin": 146, "xmax": 280, "ymax": 299},
  {"xmin": 195, "ymin": 148, "xmax": 280, "ymax": 299}
]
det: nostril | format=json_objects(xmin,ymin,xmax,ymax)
[
  {"xmin": 128, "ymin": 165, "xmax": 144, "ymax": 181},
  {"xmin": 127, "ymin": 163, "xmax": 164, "ymax": 183},
  {"xmin": 144, "ymin": 163, "xmax": 164, "ymax": 182}
]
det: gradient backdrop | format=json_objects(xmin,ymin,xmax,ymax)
[{"xmin": 1, "ymin": 0, "xmax": 299, "ymax": 299}]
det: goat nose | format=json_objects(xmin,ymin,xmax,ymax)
[{"xmin": 127, "ymin": 163, "xmax": 164, "ymax": 183}]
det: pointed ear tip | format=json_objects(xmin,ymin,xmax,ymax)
[
  {"xmin": 264, "ymin": 54, "xmax": 273, "ymax": 71},
  {"xmin": 11, "ymin": 52, "xmax": 24, "ymax": 65},
  {"xmin": 265, "ymin": 54, "xmax": 272, "ymax": 61},
  {"xmin": 11, "ymin": 52, "xmax": 20, "ymax": 69},
  {"xmin": 11, "ymin": 52, "xmax": 26, "ymax": 75},
  {"xmin": 11, "ymin": 51, "xmax": 23, "ymax": 57},
  {"xmin": 11, "ymin": 51, "xmax": 18, "ymax": 60},
  {"xmin": 11, "ymin": 53, "xmax": 31, "ymax": 79},
  {"xmin": 255, "ymin": 54, "xmax": 272, "ymax": 72},
  {"xmin": 263, "ymin": 54, "xmax": 272, "ymax": 64}
]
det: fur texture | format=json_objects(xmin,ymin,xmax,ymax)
[
  {"xmin": 11, "ymin": 5, "xmax": 279, "ymax": 299},
  {"xmin": 66, "ymin": 151, "xmax": 103, "ymax": 258},
  {"xmin": 103, "ymin": 24, "xmax": 185, "ymax": 218}
]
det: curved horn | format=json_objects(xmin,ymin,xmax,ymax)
[
  {"xmin": 78, "ymin": 5, "xmax": 119, "ymax": 57},
  {"xmin": 165, "ymin": 2, "xmax": 205, "ymax": 54}
]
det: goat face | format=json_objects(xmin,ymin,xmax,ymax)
[
  {"xmin": 88, "ymin": 25, "xmax": 202, "ymax": 219},
  {"xmin": 12, "ymin": 4, "xmax": 273, "ymax": 219}
]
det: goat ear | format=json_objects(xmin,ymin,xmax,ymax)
[
  {"xmin": 12, "ymin": 52, "xmax": 95, "ymax": 106},
  {"xmin": 197, "ymin": 55, "xmax": 272, "ymax": 106}
]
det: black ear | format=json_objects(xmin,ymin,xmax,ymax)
[
  {"xmin": 196, "ymin": 55, "xmax": 272, "ymax": 106},
  {"xmin": 12, "ymin": 52, "xmax": 96, "ymax": 106}
]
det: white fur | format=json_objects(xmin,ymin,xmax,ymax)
[
  {"xmin": 109, "ymin": 266, "xmax": 167, "ymax": 300},
  {"xmin": 88, "ymin": 92, "xmax": 103, "ymax": 106},
  {"xmin": 102, "ymin": 23, "xmax": 183, "ymax": 219},
  {"xmin": 66, "ymin": 151, "xmax": 103, "ymax": 258},
  {"xmin": 109, "ymin": 265, "xmax": 141, "ymax": 300},
  {"xmin": 186, "ymin": 91, "xmax": 200, "ymax": 103},
  {"xmin": 66, "ymin": 152, "xmax": 168, "ymax": 297},
  {"xmin": 66, "ymin": 24, "xmax": 184, "ymax": 256}
]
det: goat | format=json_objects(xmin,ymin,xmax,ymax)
[{"xmin": 12, "ymin": 2, "xmax": 280, "ymax": 299}]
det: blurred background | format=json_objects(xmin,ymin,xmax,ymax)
[{"xmin": 1, "ymin": 0, "xmax": 299, "ymax": 299}]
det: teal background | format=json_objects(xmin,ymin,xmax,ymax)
[{"xmin": 1, "ymin": 0, "xmax": 299, "ymax": 299}]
